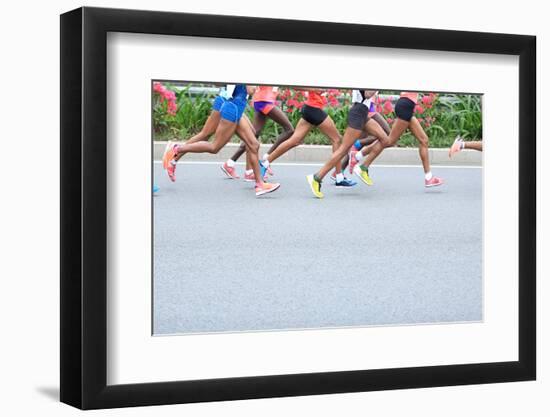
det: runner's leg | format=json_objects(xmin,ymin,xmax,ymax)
[{"xmin": 317, "ymin": 116, "xmax": 343, "ymax": 174}]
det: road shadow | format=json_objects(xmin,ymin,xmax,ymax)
[{"xmin": 36, "ymin": 386, "xmax": 59, "ymax": 401}]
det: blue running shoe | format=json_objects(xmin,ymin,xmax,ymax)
[
  {"xmin": 153, "ymin": 184, "xmax": 160, "ymax": 193},
  {"xmin": 259, "ymin": 161, "xmax": 268, "ymax": 179},
  {"xmin": 335, "ymin": 177, "xmax": 357, "ymax": 187}
]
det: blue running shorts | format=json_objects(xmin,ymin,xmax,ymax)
[
  {"xmin": 220, "ymin": 97, "xmax": 247, "ymax": 123},
  {"xmin": 212, "ymin": 95, "xmax": 227, "ymax": 112}
]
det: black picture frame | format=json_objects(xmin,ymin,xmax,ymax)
[{"xmin": 60, "ymin": 6, "xmax": 536, "ymax": 410}]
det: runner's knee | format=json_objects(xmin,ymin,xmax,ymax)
[
  {"xmin": 283, "ymin": 124, "xmax": 294, "ymax": 134},
  {"xmin": 417, "ymin": 133, "xmax": 429, "ymax": 147},
  {"xmin": 208, "ymin": 142, "xmax": 224, "ymax": 154}
]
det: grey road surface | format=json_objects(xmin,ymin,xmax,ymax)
[{"xmin": 153, "ymin": 162, "xmax": 482, "ymax": 335}]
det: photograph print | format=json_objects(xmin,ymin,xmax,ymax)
[{"xmin": 152, "ymin": 82, "xmax": 483, "ymax": 335}]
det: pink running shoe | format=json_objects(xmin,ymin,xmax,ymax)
[
  {"xmin": 349, "ymin": 149, "xmax": 359, "ymax": 174},
  {"xmin": 243, "ymin": 171, "xmax": 255, "ymax": 182},
  {"xmin": 221, "ymin": 162, "xmax": 239, "ymax": 179},
  {"xmin": 267, "ymin": 166, "xmax": 274, "ymax": 176},
  {"xmin": 255, "ymin": 182, "xmax": 281, "ymax": 196},
  {"xmin": 425, "ymin": 176, "xmax": 444, "ymax": 187},
  {"xmin": 449, "ymin": 136, "xmax": 464, "ymax": 158},
  {"xmin": 166, "ymin": 160, "xmax": 177, "ymax": 182},
  {"xmin": 162, "ymin": 141, "xmax": 178, "ymax": 182}
]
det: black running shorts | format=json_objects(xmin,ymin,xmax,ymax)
[
  {"xmin": 394, "ymin": 97, "xmax": 416, "ymax": 122},
  {"xmin": 301, "ymin": 104, "xmax": 328, "ymax": 126},
  {"xmin": 347, "ymin": 102, "xmax": 369, "ymax": 130}
]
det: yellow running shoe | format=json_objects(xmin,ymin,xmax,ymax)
[
  {"xmin": 353, "ymin": 165, "xmax": 373, "ymax": 186},
  {"xmin": 306, "ymin": 174, "xmax": 324, "ymax": 199}
]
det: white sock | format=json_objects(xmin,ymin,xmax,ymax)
[
  {"xmin": 262, "ymin": 159, "xmax": 270, "ymax": 168},
  {"xmin": 226, "ymin": 159, "xmax": 235, "ymax": 167},
  {"xmin": 355, "ymin": 150, "xmax": 364, "ymax": 162},
  {"xmin": 425, "ymin": 171, "xmax": 433, "ymax": 181},
  {"xmin": 262, "ymin": 153, "xmax": 269, "ymax": 161},
  {"xmin": 245, "ymin": 169, "xmax": 253, "ymax": 175},
  {"xmin": 336, "ymin": 173, "xmax": 344, "ymax": 183}
]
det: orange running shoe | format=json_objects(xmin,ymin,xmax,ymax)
[
  {"xmin": 162, "ymin": 141, "xmax": 178, "ymax": 182},
  {"xmin": 255, "ymin": 182, "xmax": 281, "ymax": 196}
]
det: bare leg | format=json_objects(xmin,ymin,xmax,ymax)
[
  {"xmin": 176, "ymin": 118, "xmax": 236, "ymax": 155},
  {"xmin": 371, "ymin": 112, "xmax": 391, "ymax": 136},
  {"xmin": 175, "ymin": 110, "xmax": 221, "ymax": 161},
  {"xmin": 342, "ymin": 112, "xmax": 390, "ymax": 171},
  {"xmin": 317, "ymin": 116, "xmax": 343, "ymax": 174},
  {"xmin": 231, "ymin": 111, "xmax": 266, "ymax": 163},
  {"xmin": 266, "ymin": 118, "xmax": 312, "ymax": 163},
  {"xmin": 235, "ymin": 116, "xmax": 263, "ymax": 184},
  {"xmin": 360, "ymin": 118, "xmax": 409, "ymax": 168},
  {"xmin": 408, "ymin": 117, "xmax": 430, "ymax": 173},
  {"xmin": 265, "ymin": 106, "xmax": 295, "ymax": 154},
  {"xmin": 464, "ymin": 141, "xmax": 483, "ymax": 151},
  {"xmin": 316, "ymin": 126, "xmax": 362, "ymax": 179}
]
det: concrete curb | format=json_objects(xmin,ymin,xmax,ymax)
[{"xmin": 153, "ymin": 141, "xmax": 481, "ymax": 166}]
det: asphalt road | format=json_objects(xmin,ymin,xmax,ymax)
[{"xmin": 153, "ymin": 162, "xmax": 482, "ymax": 335}]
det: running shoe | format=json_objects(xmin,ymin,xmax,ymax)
[
  {"xmin": 259, "ymin": 160, "xmax": 268, "ymax": 179},
  {"xmin": 221, "ymin": 162, "xmax": 239, "ymax": 179},
  {"xmin": 267, "ymin": 166, "xmax": 275, "ymax": 176},
  {"xmin": 335, "ymin": 177, "xmax": 357, "ymax": 187},
  {"xmin": 353, "ymin": 165, "xmax": 373, "ymax": 186},
  {"xmin": 255, "ymin": 182, "xmax": 281, "ymax": 196},
  {"xmin": 425, "ymin": 176, "xmax": 444, "ymax": 187},
  {"xmin": 449, "ymin": 136, "xmax": 464, "ymax": 158},
  {"xmin": 243, "ymin": 171, "xmax": 256, "ymax": 182},
  {"xmin": 349, "ymin": 149, "xmax": 360, "ymax": 174},
  {"xmin": 162, "ymin": 141, "xmax": 178, "ymax": 182},
  {"xmin": 306, "ymin": 175, "xmax": 324, "ymax": 199},
  {"xmin": 329, "ymin": 172, "xmax": 336, "ymax": 182}
]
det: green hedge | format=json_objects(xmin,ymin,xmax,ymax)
[{"xmin": 152, "ymin": 84, "xmax": 482, "ymax": 148}]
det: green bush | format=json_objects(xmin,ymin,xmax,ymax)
[{"xmin": 152, "ymin": 84, "xmax": 482, "ymax": 148}]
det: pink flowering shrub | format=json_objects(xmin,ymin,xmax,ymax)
[
  {"xmin": 153, "ymin": 82, "xmax": 177, "ymax": 116},
  {"xmin": 152, "ymin": 84, "xmax": 479, "ymax": 147}
]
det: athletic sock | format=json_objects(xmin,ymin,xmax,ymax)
[
  {"xmin": 226, "ymin": 159, "xmax": 235, "ymax": 167},
  {"xmin": 335, "ymin": 173, "xmax": 344, "ymax": 183},
  {"xmin": 262, "ymin": 153, "xmax": 269, "ymax": 161},
  {"xmin": 360, "ymin": 165, "xmax": 369, "ymax": 172},
  {"xmin": 245, "ymin": 169, "xmax": 253, "ymax": 175},
  {"xmin": 313, "ymin": 174, "xmax": 322, "ymax": 183},
  {"xmin": 425, "ymin": 171, "xmax": 433, "ymax": 181},
  {"xmin": 355, "ymin": 150, "xmax": 364, "ymax": 162},
  {"xmin": 460, "ymin": 141, "xmax": 465, "ymax": 150},
  {"xmin": 261, "ymin": 159, "xmax": 270, "ymax": 168}
]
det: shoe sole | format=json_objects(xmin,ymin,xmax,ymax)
[
  {"xmin": 220, "ymin": 165, "xmax": 238, "ymax": 179},
  {"xmin": 306, "ymin": 175, "xmax": 324, "ymax": 198},
  {"xmin": 256, "ymin": 183, "xmax": 281, "ymax": 196},
  {"xmin": 425, "ymin": 181, "xmax": 444, "ymax": 188}
]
